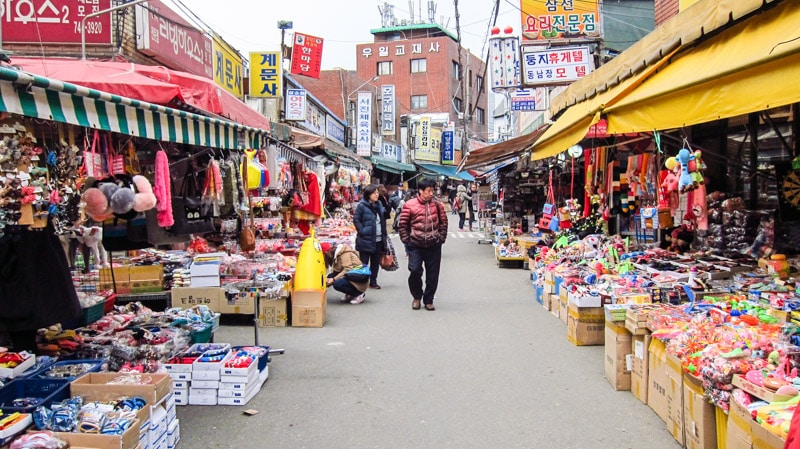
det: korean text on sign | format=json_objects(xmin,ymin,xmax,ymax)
[
  {"xmin": 519, "ymin": 0, "xmax": 600, "ymax": 40},
  {"xmin": 250, "ymin": 51, "xmax": 282, "ymax": 98},
  {"xmin": 3, "ymin": 0, "xmax": 112, "ymax": 44},
  {"xmin": 290, "ymin": 32, "xmax": 324, "ymax": 79}
]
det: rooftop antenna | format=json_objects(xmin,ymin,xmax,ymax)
[
  {"xmin": 427, "ymin": 1, "xmax": 436, "ymax": 24},
  {"xmin": 408, "ymin": 0, "xmax": 415, "ymax": 25}
]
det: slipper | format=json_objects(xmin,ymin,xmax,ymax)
[
  {"xmin": 425, "ymin": 304, "xmax": 435, "ymax": 311},
  {"xmin": 412, "ymin": 299, "xmax": 421, "ymax": 310}
]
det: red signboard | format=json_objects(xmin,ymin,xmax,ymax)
[
  {"xmin": 290, "ymin": 32, "xmax": 323, "ymax": 79},
  {"xmin": 3, "ymin": 0, "xmax": 112, "ymax": 44},
  {"xmin": 135, "ymin": 0, "xmax": 212, "ymax": 79}
]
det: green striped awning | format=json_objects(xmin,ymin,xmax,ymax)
[{"xmin": 0, "ymin": 66, "xmax": 268, "ymax": 149}]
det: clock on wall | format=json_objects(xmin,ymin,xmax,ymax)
[{"xmin": 776, "ymin": 162, "xmax": 800, "ymax": 221}]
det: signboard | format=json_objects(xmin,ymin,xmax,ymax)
[
  {"xmin": 302, "ymin": 101, "xmax": 324, "ymax": 136},
  {"xmin": 212, "ymin": 34, "xmax": 244, "ymax": 98},
  {"xmin": 326, "ymin": 117, "xmax": 346, "ymax": 146},
  {"xmin": 359, "ymin": 38, "xmax": 443, "ymax": 59},
  {"xmin": 135, "ymin": 0, "xmax": 212, "ymax": 78},
  {"xmin": 414, "ymin": 116, "xmax": 438, "ymax": 162},
  {"xmin": 3, "ymin": 0, "xmax": 112, "ymax": 44},
  {"xmin": 285, "ymin": 88, "xmax": 307, "ymax": 121},
  {"xmin": 381, "ymin": 141, "xmax": 401, "ymax": 162},
  {"xmin": 441, "ymin": 128, "xmax": 454, "ymax": 165},
  {"xmin": 520, "ymin": 0, "xmax": 601, "ymax": 41},
  {"xmin": 249, "ymin": 51, "xmax": 282, "ymax": 98},
  {"xmin": 511, "ymin": 88, "xmax": 547, "ymax": 111},
  {"xmin": 290, "ymin": 32, "xmax": 324, "ymax": 79},
  {"xmin": 356, "ymin": 92, "xmax": 372, "ymax": 156},
  {"xmin": 489, "ymin": 36, "xmax": 520, "ymax": 91},
  {"xmin": 380, "ymin": 84, "xmax": 395, "ymax": 136},
  {"xmin": 521, "ymin": 46, "xmax": 594, "ymax": 86}
]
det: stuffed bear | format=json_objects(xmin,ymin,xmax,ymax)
[{"xmin": 82, "ymin": 174, "xmax": 157, "ymax": 222}]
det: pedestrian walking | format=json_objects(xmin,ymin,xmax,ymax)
[
  {"xmin": 354, "ymin": 184, "xmax": 387, "ymax": 289},
  {"xmin": 397, "ymin": 177, "xmax": 448, "ymax": 311},
  {"xmin": 447, "ymin": 186, "xmax": 458, "ymax": 215},
  {"xmin": 322, "ymin": 242, "xmax": 368, "ymax": 304},
  {"xmin": 467, "ymin": 183, "xmax": 477, "ymax": 231},
  {"xmin": 455, "ymin": 184, "xmax": 472, "ymax": 232}
]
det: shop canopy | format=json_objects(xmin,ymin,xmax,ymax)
[
  {"xmin": 370, "ymin": 156, "xmax": 416, "ymax": 175},
  {"xmin": 532, "ymin": 0, "xmax": 793, "ymax": 160},
  {"xmin": 417, "ymin": 163, "xmax": 474, "ymax": 182},
  {"xmin": 11, "ymin": 58, "xmax": 271, "ymax": 133},
  {"xmin": 459, "ymin": 124, "xmax": 549, "ymax": 170},
  {"xmin": 0, "ymin": 66, "xmax": 268, "ymax": 149}
]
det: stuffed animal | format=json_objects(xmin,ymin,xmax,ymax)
[
  {"xmin": 74, "ymin": 225, "xmax": 108, "ymax": 268},
  {"xmin": 676, "ymin": 149, "xmax": 695, "ymax": 193},
  {"xmin": 82, "ymin": 175, "xmax": 157, "ymax": 222}
]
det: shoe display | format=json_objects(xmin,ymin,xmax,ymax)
[{"xmin": 350, "ymin": 293, "xmax": 366, "ymax": 304}]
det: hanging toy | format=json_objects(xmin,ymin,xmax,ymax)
[{"xmin": 676, "ymin": 149, "xmax": 695, "ymax": 193}]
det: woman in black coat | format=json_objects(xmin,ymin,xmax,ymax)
[{"xmin": 354, "ymin": 184, "xmax": 387, "ymax": 289}]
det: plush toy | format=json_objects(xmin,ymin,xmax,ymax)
[
  {"xmin": 131, "ymin": 175, "xmax": 156, "ymax": 212},
  {"xmin": 676, "ymin": 149, "xmax": 695, "ymax": 193},
  {"xmin": 81, "ymin": 175, "xmax": 157, "ymax": 222},
  {"xmin": 75, "ymin": 225, "xmax": 109, "ymax": 268}
]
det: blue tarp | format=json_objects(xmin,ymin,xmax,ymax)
[{"xmin": 416, "ymin": 163, "xmax": 474, "ymax": 182}]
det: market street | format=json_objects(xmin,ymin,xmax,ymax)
[{"xmin": 177, "ymin": 218, "xmax": 680, "ymax": 449}]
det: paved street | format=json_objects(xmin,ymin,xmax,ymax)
[{"xmin": 177, "ymin": 218, "xmax": 681, "ymax": 449}]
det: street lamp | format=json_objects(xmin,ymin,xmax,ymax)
[{"xmin": 346, "ymin": 75, "xmax": 379, "ymax": 149}]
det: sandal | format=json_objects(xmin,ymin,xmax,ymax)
[
  {"xmin": 412, "ymin": 299, "xmax": 421, "ymax": 310},
  {"xmin": 425, "ymin": 304, "xmax": 436, "ymax": 311}
]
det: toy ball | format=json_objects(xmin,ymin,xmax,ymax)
[{"xmin": 665, "ymin": 157, "xmax": 677, "ymax": 171}]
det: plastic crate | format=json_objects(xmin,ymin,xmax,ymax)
[
  {"xmin": 0, "ymin": 378, "xmax": 70, "ymax": 413},
  {"xmin": 103, "ymin": 293, "xmax": 117, "ymax": 314},
  {"xmin": 114, "ymin": 292, "xmax": 170, "ymax": 312},
  {"xmin": 231, "ymin": 346, "xmax": 270, "ymax": 372},
  {"xmin": 28, "ymin": 359, "xmax": 105, "ymax": 381},
  {"xmin": 189, "ymin": 323, "xmax": 214, "ymax": 344},
  {"xmin": 80, "ymin": 301, "xmax": 105, "ymax": 326}
]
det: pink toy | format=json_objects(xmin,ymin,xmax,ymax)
[
  {"xmin": 82, "ymin": 187, "xmax": 113, "ymax": 221},
  {"xmin": 131, "ymin": 175, "xmax": 157, "ymax": 212}
]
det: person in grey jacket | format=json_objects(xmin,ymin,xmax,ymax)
[
  {"xmin": 353, "ymin": 184, "xmax": 387, "ymax": 289},
  {"xmin": 455, "ymin": 184, "xmax": 472, "ymax": 232}
]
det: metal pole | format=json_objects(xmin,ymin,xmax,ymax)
[{"xmin": 82, "ymin": 0, "xmax": 150, "ymax": 60}]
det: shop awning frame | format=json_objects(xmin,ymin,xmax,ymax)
[
  {"xmin": 417, "ymin": 163, "xmax": 474, "ymax": 182},
  {"xmin": 459, "ymin": 124, "xmax": 549, "ymax": 171},
  {"xmin": 370, "ymin": 156, "xmax": 416, "ymax": 174},
  {"xmin": 0, "ymin": 66, "xmax": 268, "ymax": 149}
]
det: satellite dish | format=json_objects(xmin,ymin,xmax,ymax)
[{"xmin": 567, "ymin": 144, "xmax": 583, "ymax": 158}]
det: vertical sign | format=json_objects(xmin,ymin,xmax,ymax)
[
  {"xmin": 380, "ymin": 85, "xmax": 395, "ymax": 136},
  {"xmin": 356, "ymin": 92, "xmax": 372, "ymax": 156},
  {"xmin": 490, "ymin": 36, "xmax": 521, "ymax": 92},
  {"xmin": 3, "ymin": 0, "xmax": 112, "ymax": 44},
  {"xmin": 290, "ymin": 32, "xmax": 324, "ymax": 79},
  {"xmin": 249, "ymin": 51, "xmax": 282, "ymax": 98},
  {"xmin": 285, "ymin": 89, "xmax": 307, "ymax": 121},
  {"xmin": 414, "ymin": 117, "xmax": 438, "ymax": 162},
  {"xmin": 213, "ymin": 34, "xmax": 244, "ymax": 99},
  {"xmin": 520, "ymin": 0, "xmax": 601, "ymax": 41},
  {"xmin": 441, "ymin": 127, "xmax": 455, "ymax": 165}
]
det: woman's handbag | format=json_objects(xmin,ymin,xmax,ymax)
[
  {"xmin": 102, "ymin": 213, "xmax": 151, "ymax": 252},
  {"xmin": 379, "ymin": 238, "xmax": 400, "ymax": 271},
  {"xmin": 538, "ymin": 172, "xmax": 557, "ymax": 232},
  {"xmin": 83, "ymin": 130, "xmax": 104, "ymax": 178},
  {"xmin": 170, "ymin": 166, "xmax": 215, "ymax": 235},
  {"xmin": 344, "ymin": 265, "xmax": 371, "ymax": 283}
]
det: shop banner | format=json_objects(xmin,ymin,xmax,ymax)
[
  {"xmin": 489, "ymin": 36, "xmax": 521, "ymax": 92},
  {"xmin": 381, "ymin": 141, "xmax": 401, "ymax": 162},
  {"xmin": 415, "ymin": 116, "xmax": 439, "ymax": 163},
  {"xmin": 135, "ymin": 0, "xmax": 212, "ymax": 78},
  {"xmin": 521, "ymin": 45, "xmax": 594, "ymax": 86},
  {"xmin": 212, "ymin": 33, "xmax": 244, "ymax": 99},
  {"xmin": 285, "ymin": 88, "xmax": 307, "ymax": 121},
  {"xmin": 520, "ymin": 0, "xmax": 601, "ymax": 41},
  {"xmin": 441, "ymin": 129, "xmax": 454, "ymax": 165},
  {"xmin": 356, "ymin": 92, "xmax": 372, "ymax": 156},
  {"xmin": 380, "ymin": 84, "xmax": 396, "ymax": 136},
  {"xmin": 326, "ymin": 116, "xmax": 346, "ymax": 146},
  {"xmin": 301, "ymin": 101, "xmax": 325, "ymax": 136},
  {"xmin": 3, "ymin": 0, "xmax": 112, "ymax": 44},
  {"xmin": 290, "ymin": 32, "xmax": 324, "ymax": 79},
  {"xmin": 511, "ymin": 88, "xmax": 547, "ymax": 111},
  {"xmin": 249, "ymin": 51, "xmax": 282, "ymax": 98}
]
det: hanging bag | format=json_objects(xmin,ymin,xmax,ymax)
[
  {"xmin": 170, "ymin": 163, "xmax": 215, "ymax": 235},
  {"xmin": 104, "ymin": 134, "xmax": 125, "ymax": 175},
  {"xmin": 83, "ymin": 130, "xmax": 104, "ymax": 178},
  {"xmin": 239, "ymin": 156, "xmax": 256, "ymax": 252},
  {"xmin": 538, "ymin": 172, "xmax": 556, "ymax": 232},
  {"xmin": 379, "ymin": 238, "xmax": 400, "ymax": 271}
]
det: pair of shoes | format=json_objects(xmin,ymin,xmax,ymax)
[
  {"xmin": 350, "ymin": 293, "xmax": 366, "ymax": 304},
  {"xmin": 425, "ymin": 304, "xmax": 436, "ymax": 311},
  {"xmin": 412, "ymin": 299, "xmax": 421, "ymax": 310},
  {"xmin": 341, "ymin": 295, "xmax": 353, "ymax": 303},
  {"xmin": 369, "ymin": 284, "xmax": 381, "ymax": 289}
]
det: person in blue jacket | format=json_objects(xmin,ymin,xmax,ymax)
[{"xmin": 354, "ymin": 184, "xmax": 388, "ymax": 289}]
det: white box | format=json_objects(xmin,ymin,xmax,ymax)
[
  {"xmin": 191, "ymin": 275, "xmax": 221, "ymax": 287},
  {"xmin": 190, "ymin": 262, "xmax": 221, "ymax": 277},
  {"xmin": 220, "ymin": 357, "xmax": 258, "ymax": 377},
  {"xmin": 217, "ymin": 384, "xmax": 259, "ymax": 406},
  {"xmin": 172, "ymin": 381, "xmax": 188, "ymax": 390},
  {"xmin": 174, "ymin": 395, "xmax": 188, "ymax": 406},
  {"xmin": 190, "ymin": 380, "xmax": 219, "ymax": 389},
  {"xmin": 189, "ymin": 387, "xmax": 218, "ymax": 397},
  {"xmin": 167, "ymin": 419, "xmax": 180, "ymax": 449},
  {"xmin": 162, "ymin": 361, "xmax": 193, "ymax": 373},
  {"xmin": 0, "ymin": 353, "xmax": 35, "ymax": 378},
  {"xmin": 152, "ymin": 431, "xmax": 168, "ymax": 449},
  {"xmin": 139, "ymin": 430, "xmax": 150, "ymax": 449},
  {"xmin": 149, "ymin": 405, "xmax": 168, "ymax": 445},
  {"xmin": 187, "ymin": 343, "xmax": 230, "ymax": 353},
  {"xmin": 219, "ymin": 368, "xmax": 259, "ymax": 389},
  {"xmin": 192, "ymin": 351, "xmax": 231, "ymax": 371},
  {"xmin": 172, "ymin": 388, "xmax": 188, "ymax": 399},
  {"xmin": 168, "ymin": 372, "xmax": 191, "ymax": 381},
  {"xmin": 164, "ymin": 393, "xmax": 175, "ymax": 410},
  {"xmin": 218, "ymin": 381, "xmax": 260, "ymax": 398},
  {"xmin": 191, "ymin": 370, "xmax": 220, "ymax": 381},
  {"xmin": 188, "ymin": 394, "xmax": 217, "ymax": 405},
  {"xmin": 568, "ymin": 290, "xmax": 602, "ymax": 308}
]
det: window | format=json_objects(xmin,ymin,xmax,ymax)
[
  {"xmin": 453, "ymin": 97, "xmax": 463, "ymax": 113},
  {"xmin": 377, "ymin": 61, "xmax": 393, "ymax": 76},
  {"xmin": 410, "ymin": 58, "xmax": 427, "ymax": 73},
  {"xmin": 476, "ymin": 107, "xmax": 485, "ymax": 125},
  {"xmin": 411, "ymin": 95, "xmax": 428, "ymax": 110},
  {"xmin": 452, "ymin": 61, "xmax": 461, "ymax": 80},
  {"xmin": 476, "ymin": 76, "xmax": 484, "ymax": 92}
]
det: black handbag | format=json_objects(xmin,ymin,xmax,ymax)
[
  {"xmin": 102, "ymin": 213, "xmax": 151, "ymax": 252},
  {"xmin": 170, "ymin": 168, "xmax": 215, "ymax": 235}
]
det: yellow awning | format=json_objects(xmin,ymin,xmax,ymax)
[{"xmin": 606, "ymin": 0, "xmax": 800, "ymax": 133}]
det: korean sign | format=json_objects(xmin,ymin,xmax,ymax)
[
  {"xmin": 135, "ymin": 0, "xmax": 212, "ymax": 78},
  {"xmin": 520, "ymin": 0, "xmax": 601, "ymax": 41},
  {"xmin": 489, "ymin": 36, "xmax": 520, "ymax": 92},
  {"xmin": 359, "ymin": 38, "xmax": 442, "ymax": 59},
  {"xmin": 285, "ymin": 88, "xmax": 307, "ymax": 121},
  {"xmin": 441, "ymin": 128, "xmax": 454, "ymax": 165},
  {"xmin": 213, "ymin": 34, "xmax": 244, "ymax": 99},
  {"xmin": 3, "ymin": 0, "xmax": 112, "ymax": 44},
  {"xmin": 290, "ymin": 32, "xmax": 324, "ymax": 79},
  {"xmin": 511, "ymin": 88, "xmax": 547, "ymax": 111},
  {"xmin": 381, "ymin": 141, "xmax": 400, "ymax": 162},
  {"xmin": 356, "ymin": 92, "xmax": 372, "ymax": 157},
  {"xmin": 249, "ymin": 51, "xmax": 281, "ymax": 98},
  {"xmin": 521, "ymin": 46, "xmax": 594, "ymax": 86},
  {"xmin": 326, "ymin": 117, "xmax": 345, "ymax": 146},
  {"xmin": 302, "ymin": 101, "xmax": 324, "ymax": 136},
  {"xmin": 415, "ymin": 116, "xmax": 438, "ymax": 163},
  {"xmin": 380, "ymin": 85, "xmax": 395, "ymax": 136}
]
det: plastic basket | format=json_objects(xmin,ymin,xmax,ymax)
[
  {"xmin": 189, "ymin": 323, "xmax": 214, "ymax": 344},
  {"xmin": 103, "ymin": 293, "xmax": 117, "ymax": 314},
  {"xmin": 28, "ymin": 359, "xmax": 104, "ymax": 381},
  {"xmin": 114, "ymin": 292, "xmax": 170, "ymax": 312},
  {"xmin": 231, "ymin": 346, "xmax": 270, "ymax": 372},
  {"xmin": 81, "ymin": 301, "xmax": 106, "ymax": 326},
  {"xmin": 0, "ymin": 378, "xmax": 70, "ymax": 413}
]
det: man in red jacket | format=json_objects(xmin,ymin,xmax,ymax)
[{"xmin": 397, "ymin": 177, "xmax": 448, "ymax": 311}]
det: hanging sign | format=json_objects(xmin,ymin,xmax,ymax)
[
  {"xmin": 249, "ymin": 51, "xmax": 282, "ymax": 98},
  {"xmin": 285, "ymin": 88, "xmax": 307, "ymax": 121},
  {"xmin": 380, "ymin": 84, "xmax": 396, "ymax": 136},
  {"xmin": 415, "ymin": 116, "xmax": 439, "ymax": 163},
  {"xmin": 441, "ymin": 128, "xmax": 455, "ymax": 165},
  {"xmin": 520, "ymin": 0, "xmax": 601, "ymax": 41},
  {"xmin": 521, "ymin": 45, "xmax": 594, "ymax": 86},
  {"xmin": 290, "ymin": 32, "xmax": 324, "ymax": 79},
  {"xmin": 212, "ymin": 34, "xmax": 244, "ymax": 98},
  {"xmin": 489, "ymin": 36, "xmax": 521, "ymax": 91},
  {"xmin": 356, "ymin": 92, "xmax": 372, "ymax": 156},
  {"xmin": 3, "ymin": 0, "xmax": 112, "ymax": 44}
]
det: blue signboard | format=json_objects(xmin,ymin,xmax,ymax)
[{"xmin": 441, "ymin": 130, "xmax": 454, "ymax": 165}]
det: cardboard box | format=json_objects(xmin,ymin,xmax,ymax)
[
  {"xmin": 569, "ymin": 290, "xmax": 602, "ymax": 308},
  {"xmin": 648, "ymin": 337, "xmax": 670, "ymax": 424},
  {"xmin": 0, "ymin": 353, "xmax": 35, "ymax": 378},
  {"xmin": 189, "ymin": 263, "xmax": 220, "ymax": 277},
  {"xmin": 750, "ymin": 420, "xmax": 786, "ymax": 449},
  {"xmin": 188, "ymin": 394, "xmax": 217, "ymax": 405},
  {"xmin": 604, "ymin": 322, "xmax": 632, "ymax": 391},
  {"xmin": 190, "ymin": 275, "xmax": 221, "ymax": 288},
  {"xmin": 732, "ymin": 375, "xmax": 797, "ymax": 403},
  {"xmin": 557, "ymin": 296, "xmax": 566, "ymax": 323},
  {"xmin": 292, "ymin": 290, "xmax": 326, "ymax": 327},
  {"xmin": 727, "ymin": 397, "xmax": 753, "ymax": 449},
  {"xmin": 666, "ymin": 352, "xmax": 684, "ymax": 446},
  {"xmin": 56, "ymin": 418, "xmax": 140, "ymax": 449},
  {"xmin": 683, "ymin": 373, "xmax": 716, "ymax": 449},
  {"xmin": 129, "ymin": 265, "xmax": 164, "ymax": 281},
  {"xmin": 631, "ymin": 335, "xmax": 650, "ymax": 404},
  {"xmin": 71, "ymin": 373, "xmax": 172, "ymax": 408},
  {"xmin": 221, "ymin": 290, "xmax": 255, "ymax": 315},
  {"xmin": 567, "ymin": 316, "xmax": 604, "ymax": 346},
  {"xmin": 568, "ymin": 304, "xmax": 605, "ymax": 323},
  {"xmin": 170, "ymin": 287, "xmax": 224, "ymax": 312}
]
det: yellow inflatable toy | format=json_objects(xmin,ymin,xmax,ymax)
[
  {"xmin": 241, "ymin": 149, "xmax": 268, "ymax": 190},
  {"xmin": 292, "ymin": 229, "xmax": 327, "ymax": 292}
]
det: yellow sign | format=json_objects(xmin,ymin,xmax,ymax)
[
  {"xmin": 249, "ymin": 51, "xmax": 282, "ymax": 98},
  {"xmin": 414, "ymin": 117, "xmax": 439, "ymax": 163},
  {"xmin": 212, "ymin": 33, "xmax": 244, "ymax": 99},
  {"xmin": 519, "ymin": 0, "xmax": 600, "ymax": 40}
]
